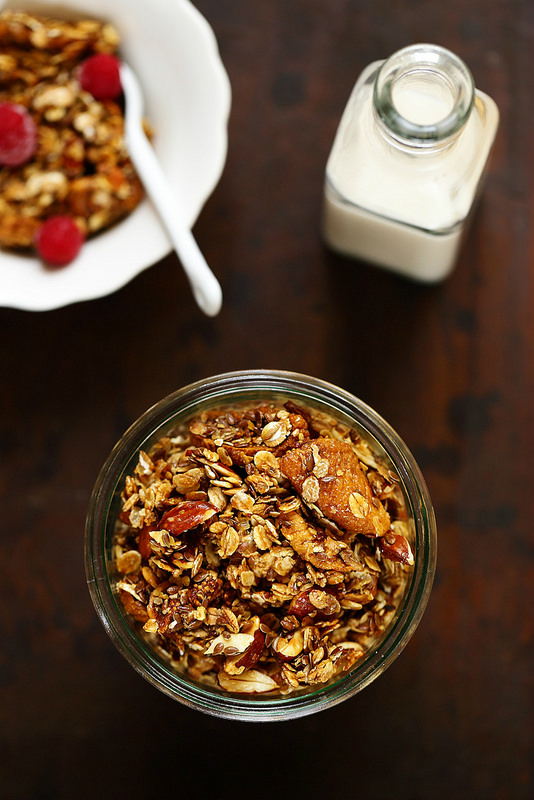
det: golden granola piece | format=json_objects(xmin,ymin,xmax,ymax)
[
  {"xmin": 280, "ymin": 437, "xmax": 391, "ymax": 538},
  {"xmin": 278, "ymin": 510, "xmax": 360, "ymax": 572}
]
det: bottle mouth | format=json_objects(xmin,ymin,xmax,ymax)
[{"xmin": 373, "ymin": 44, "xmax": 475, "ymax": 146}]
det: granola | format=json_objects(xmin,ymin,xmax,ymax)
[
  {"xmin": 113, "ymin": 402, "xmax": 415, "ymax": 695},
  {"xmin": 0, "ymin": 10, "xmax": 145, "ymax": 249}
]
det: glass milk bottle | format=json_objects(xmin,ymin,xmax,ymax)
[{"xmin": 322, "ymin": 44, "xmax": 499, "ymax": 281}]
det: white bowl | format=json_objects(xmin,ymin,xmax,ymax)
[{"xmin": 0, "ymin": 0, "xmax": 231, "ymax": 311}]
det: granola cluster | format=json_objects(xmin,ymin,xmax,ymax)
[
  {"xmin": 0, "ymin": 10, "xmax": 144, "ymax": 249},
  {"xmin": 114, "ymin": 402, "xmax": 414, "ymax": 695}
]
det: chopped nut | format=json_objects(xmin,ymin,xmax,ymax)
[
  {"xmin": 272, "ymin": 630, "xmax": 304, "ymax": 661},
  {"xmin": 205, "ymin": 632, "xmax": 255, "ymax": 656},
  {"xmin": 218, "ymin": 669, "xmax": 278, "ymax": 694},
  {"xmin": 309, "ymin": 588, "xmax": 341, "ymax": 616},
  {"xmin": 378, "ymin": 529, "xmax": 414, "ymax": 565}
]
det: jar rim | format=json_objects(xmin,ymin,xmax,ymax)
[
  {"xmin": 373, "ymin": 43, "xmax": 475, "ymax": 146},
  {"xmin": 85, "ymin": 370, "xmax": 437, "ymax": 722}
]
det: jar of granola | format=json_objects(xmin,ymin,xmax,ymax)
[{"xmin": 85, "ymin": 370, "xmax": 436, "ymax": 721}]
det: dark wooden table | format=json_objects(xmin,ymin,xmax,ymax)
[{"xmin": 1, "ymin": 1, "xmax": 532, "ymax": 797}]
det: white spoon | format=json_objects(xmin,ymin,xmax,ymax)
[{"xmin": 120, "ymin": 63, "xmax": 223, "ymax": 317}]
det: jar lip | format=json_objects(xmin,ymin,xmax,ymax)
[
  {"xmin": 373, "ymin": 43, "xmax": 475, "ymax": 146},
  {"xmin": 85, "ymin": 370, "xmax": 437, "ymax": 722}
]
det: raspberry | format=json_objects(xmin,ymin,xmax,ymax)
[
  {"xmin": 78, "ymin": 53, "xmax": 122, "ymax": 100},
  {"xmin": 0, "ymin": 102, "xmax": 37, "ymax": 167},
  {"xmin": 34, "ymin": 216, "xmax": 85, "ymax": 267}
]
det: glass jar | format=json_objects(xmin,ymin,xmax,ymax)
[
  {"xmin": 322, "ymin": 43, "xmax": 499, "ymax": 282},
  {"xmin": 85, "ymin": 370, "xmax": 436, "ymax": 722}
]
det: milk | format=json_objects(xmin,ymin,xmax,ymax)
[
  {"xmin": 322, "ymin": 45, "xmax": 499, "ymax": 281},
  {"xmin": 323, "ymin": 184, "xmax": 464, "ymax": 282},
  {"xmin": 391, "ymin": 74, "xmax": 454, "ymax": 126}
]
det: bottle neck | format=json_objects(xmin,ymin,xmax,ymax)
[{"xmin": 373, "ymin": 44, "xmax": 475, "ymax": 150}]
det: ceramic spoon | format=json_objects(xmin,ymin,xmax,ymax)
[{"xmin": 120, "ymin": 63, "xmax": 223, "ymax": 317}]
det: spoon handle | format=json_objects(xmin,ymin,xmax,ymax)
[{"xmin": 121, "ymin": 65, "xmax": 222, "ymax": 317}]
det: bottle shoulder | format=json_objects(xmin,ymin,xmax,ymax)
[{"xmin": 326, "ymin": 76, "xmax": 499, "ymax": 230}]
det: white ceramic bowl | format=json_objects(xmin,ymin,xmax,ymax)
[{"xmin": 0, "ymin": 0, "xmax": 231, "ymax": 311}]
